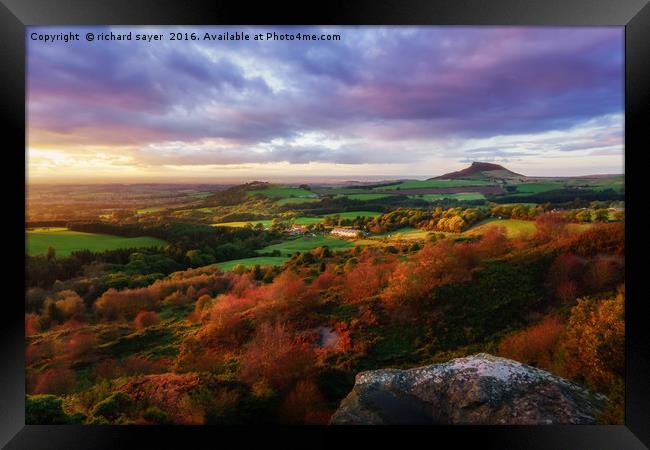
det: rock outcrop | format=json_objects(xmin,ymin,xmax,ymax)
[{"xmin": 330, "ymin": 353, "xmax": 606, "ymax": 425}]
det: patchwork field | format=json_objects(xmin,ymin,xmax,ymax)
[
  {"xmin": 275, "ymin": 197, "xmax": 321, "ymax": 206},
  {"xmin": 247, "ymin": 186, "xmax": 315, "ymax": 199},
  {"xmin": 339, "ymin": 193, "xmax": 394, "ymax": 201},
  {"xmin": 410, "ymin": 192, "xmax": 486, "ymax": 202},
  {"xmin": 513, "ymin": 182, "xmax": 564, "ymax": 194},
  {"xmin": 259, "ymin": 236, "xmax": 353, "ymax": 256},
  {"xmin": 26, "ymin": 228, "xmax": 168, "ymax": 256},
  {"xmin": 325, "ymin": 211, "xmax": 382, "ymax": 219},
  {"xmin": 378, "ymin": 179, "xmax": 494, "ymax": 190},
  {"xmin": 217, "ymin": 256, "xmax": 290, "ymax": 271},
  {"xmin": 464, "ymin": 219, "xmax": 537, "ymax": 238}
]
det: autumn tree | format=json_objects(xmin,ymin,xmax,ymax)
[
  {"xmin": 238, "ymin": 322, "xmax": 315, "ymax": 391},
  {"xmin": 498, "ymin": 315, "xmax": 565, "ymax": 372},
  {"xmin": 133, "ymin": 310, "xmax": 160, "ymax": 330},
  {"xmin": 562, "ymin": 286, "xmax": 625, "ymax": 392},
  {"xmin": 534, "ymin": 211, "xmax": 570, "ymax": 242}
]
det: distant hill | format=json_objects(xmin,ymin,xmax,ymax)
[{"xmin": 434, "ymin": 162, "xmax": 525, "ymax": 181}]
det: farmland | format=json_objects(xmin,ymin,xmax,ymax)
[
  {"xmin": 24, "ymin": 163, "xmax": 625, "ymax": 426},
  {"xmin": 26, "ymin": 228, "xmax": 167, "ymax": 256},
  {"xmin": 410, "ymin": 192, "xmax": 486, "ymax": 202},
  {"xmin": 216, "ymin": 256, "xmax": 290, "ymax": 271},
  {"xmin": 259, "ymin": 235, "xmax": 353, "ymax": 256},
  {"xmin": 378, "ymin": 178, "xmax": 494, "ymax": 190},
  {"xmin": 247, "ymin": 186, "xmax": 315, "ymax": 199}
]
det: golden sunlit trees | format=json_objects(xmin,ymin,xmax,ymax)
[{"xmin": 562, "ymin": 286, "xmax": 625, "ymax": 392}]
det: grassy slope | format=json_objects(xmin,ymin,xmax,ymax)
[
  {"xmin": 465, "ymin": 219, "xmax": 537, "ymax": 238},
  {"xmin": 247, "ymin": 186, "xmax": 315, "ymax": 199},
  {"xmin": 259, "ymin": 236, "xmax": 353, "ymax": 256},
  {"xmin": 339, "ymin": 193, "xmax": 394, "ymax": 201},
  {"xmin": 217, "ymin": 256, "xmax": 290, "ymax": 271},
  {"xmin": 325, "ymin": 211, "xmax": 382, "ymax": 219},
  {"xmin": 26, "ymin": 229, "xmax": 167, "ymax": 256},
  {"xmin": 379, "ymin": 179, "xmax": 494, "ymax": 190}
]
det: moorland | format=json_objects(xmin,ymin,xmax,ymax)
[{"xmin": 25, "ymin": 162, "xmax": 625, "ymax": 425}]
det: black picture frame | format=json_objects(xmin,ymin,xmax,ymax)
[{"xmin": 2, "ymin": 1, "xmax": 648, "ymax": 448}]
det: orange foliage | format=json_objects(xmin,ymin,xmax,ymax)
[
  {"xmin": 133, "ymin": 310, "xmax": 160, "ymax": 330},
  {"xmin": 498, "ymin": 315, "xmax": 566, "ymax": 372},
  {"xmin": 238, "ymin": 322, "xmax": 315, "ymax": 391},
  {"xmin": 33, "ymin": 367, "xmax": 77, "ymax": 394},
  {"xmin": 95, "ymin": 287, "xmax": 159, "ymax": 320},
  {"xmin": 94, "ymin": 272, "xmax": 232, "ymax": 320},
  {"xmin": 547, "ymin": 253, "xmax": 585, "ymax": 302},
  {"xmin": 53, "ymin": 290, "xmax": 86, "ymax": 319},
  {"xmin": 94, "ymin": 355, "xmax": 168, "ymax": 380},
  {"xmin": 382, "ymin": 239, "xmax": 478, "ymax": 310},
  {"xmin": 66, "ymin": 331, "xmax": 98, "ymax": 358},
  {"xmin": 582, "ymin": 257, "xmax": 623, "ymax": 292},
  {"xmin": 25, "ymin": 314, "xmax": 40, "ymax": 336},
  {"xmin": 562, "ymin": 286, "xmax": 625, "ymax": 392},
  {"xmin": 204, "ymin": 293, "xmax": 255, "ymax": 348},
  {"xmin": 25, "ymin": 340, "xmax": 54, "ymax": 365},
  {"xmin": 477, "ymin": 225, "xmax": 510, "ymax": 258},
  {"xmin": 534, "ymin": 211, "xmax": 570, "ymax": 242},
  {"xmin": 311, "ymin": 270, "xmax": 341, "ymax": 291},
  {"xmin": 343, "ymin": 260, "xmax": 394, "ymax": 303}
]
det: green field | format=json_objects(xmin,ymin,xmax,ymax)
[
  {"xmin": 275, "ymin": 197, "xmax": 321, "ymax": 206},
  {"xmin": 465, "ymin": 219, "xmax": 536, "ymax": 238},
  {"xmin": 217, "ymin": 256, "xmax": 290, "ymax": 271},
  {"xmin": 26, "ymin": 228, "xmax": 168, "ymax": 256},
  {"xmin": 211, "ymin": 220, "xmax": 272, "ymax": 228},
  {"xmin": 379, "ymin": 179, "xmax": 493, "ymax": 190},
  {"xmin": 259, "ymin": 236, "xmax": 353, "ymax": 256},
  {"xmin": 339, "ymin": 193, "xmax": 394, "ymax": 201},
  {"xmin": 325, "ymin": 211, "xmax": 382, "ymax": 219},
  {"xmin": 371, "ymin": 227, "xmax": 435, "ymax": 241},
  {"xmin": 247, "ymin": 186, "xmax": 315, "ymax": 199},
  {"xmin": 513, "ymin": 182, "xmax": 564, "ymax": 194},
  {"xmin": 411, "ymin": 192, "xmax": 486, "ymax": 202}
]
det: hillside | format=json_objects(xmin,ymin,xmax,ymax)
[{"xmin": 435, "ymin": 162, "xmax": 525, "ymax": 181}]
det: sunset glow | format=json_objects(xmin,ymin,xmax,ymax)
[{"xmin": 27, "ymin": 26, "xmax": 624, "ymax": 183}]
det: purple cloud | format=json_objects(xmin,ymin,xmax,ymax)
[{"xmin": 27, "ymin": 26, "xmax": 624, "ymax": 167}]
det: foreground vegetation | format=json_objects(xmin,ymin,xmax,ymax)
[
  {"xmin": 25, "ymin": 167, "xmax": 625, "ymax": 425},
  {"xmin": 25, "ymin": 211, "xmax": 625, "ymax": 425}
]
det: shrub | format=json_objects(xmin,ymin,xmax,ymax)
[
  {"xmin": 562, "ymin": 286, "xmax": 625, "ymax": 392},
  {"xmin": 33, "ymin": 367, "xmax": 77, "ymax": 395},
  {"xmin": 239, "ymin": 322, "xmax": 315, "ymax": 391},
  {"xmin": 534, "ymin": 211, "xmax": 570, "ymax": 242},
  {"xmin": 133, "ymin": 310, "xmax": 160, "ymax": 330},
  {"xmin": 91, "ymin": 392, "xmax": 133, "ymax": 421},
  {"xmin": 142, "ymin": 406, "xmax": 173, "ymax": 425},
  {"xmin": 26, "ymin": 394, "xmax": 85, "ymax": 424},
  {"xmin": 498, "ymin": 315, "xmax": 565, "ymax": 372},
  {"xmin": 66, "ymin": 331, "xmax": 98, "ymax": 358}
]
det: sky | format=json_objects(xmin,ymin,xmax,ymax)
[{"xmin": 27, "ymin": 26, "xmax": 624, "ymax": 184}]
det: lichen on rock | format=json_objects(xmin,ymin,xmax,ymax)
[{"xmin": 330, "ymin": 353, "xmax": 606, "ymax": 425}]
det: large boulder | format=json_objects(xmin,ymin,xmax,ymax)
[{"xmin": 330, "ymin": 353, "xmax": 606, "ymax": 425}]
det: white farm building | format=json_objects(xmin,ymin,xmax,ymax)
[{"xmin": 330, "ymin": 228, "xmax": 360, "ymax": 238}]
